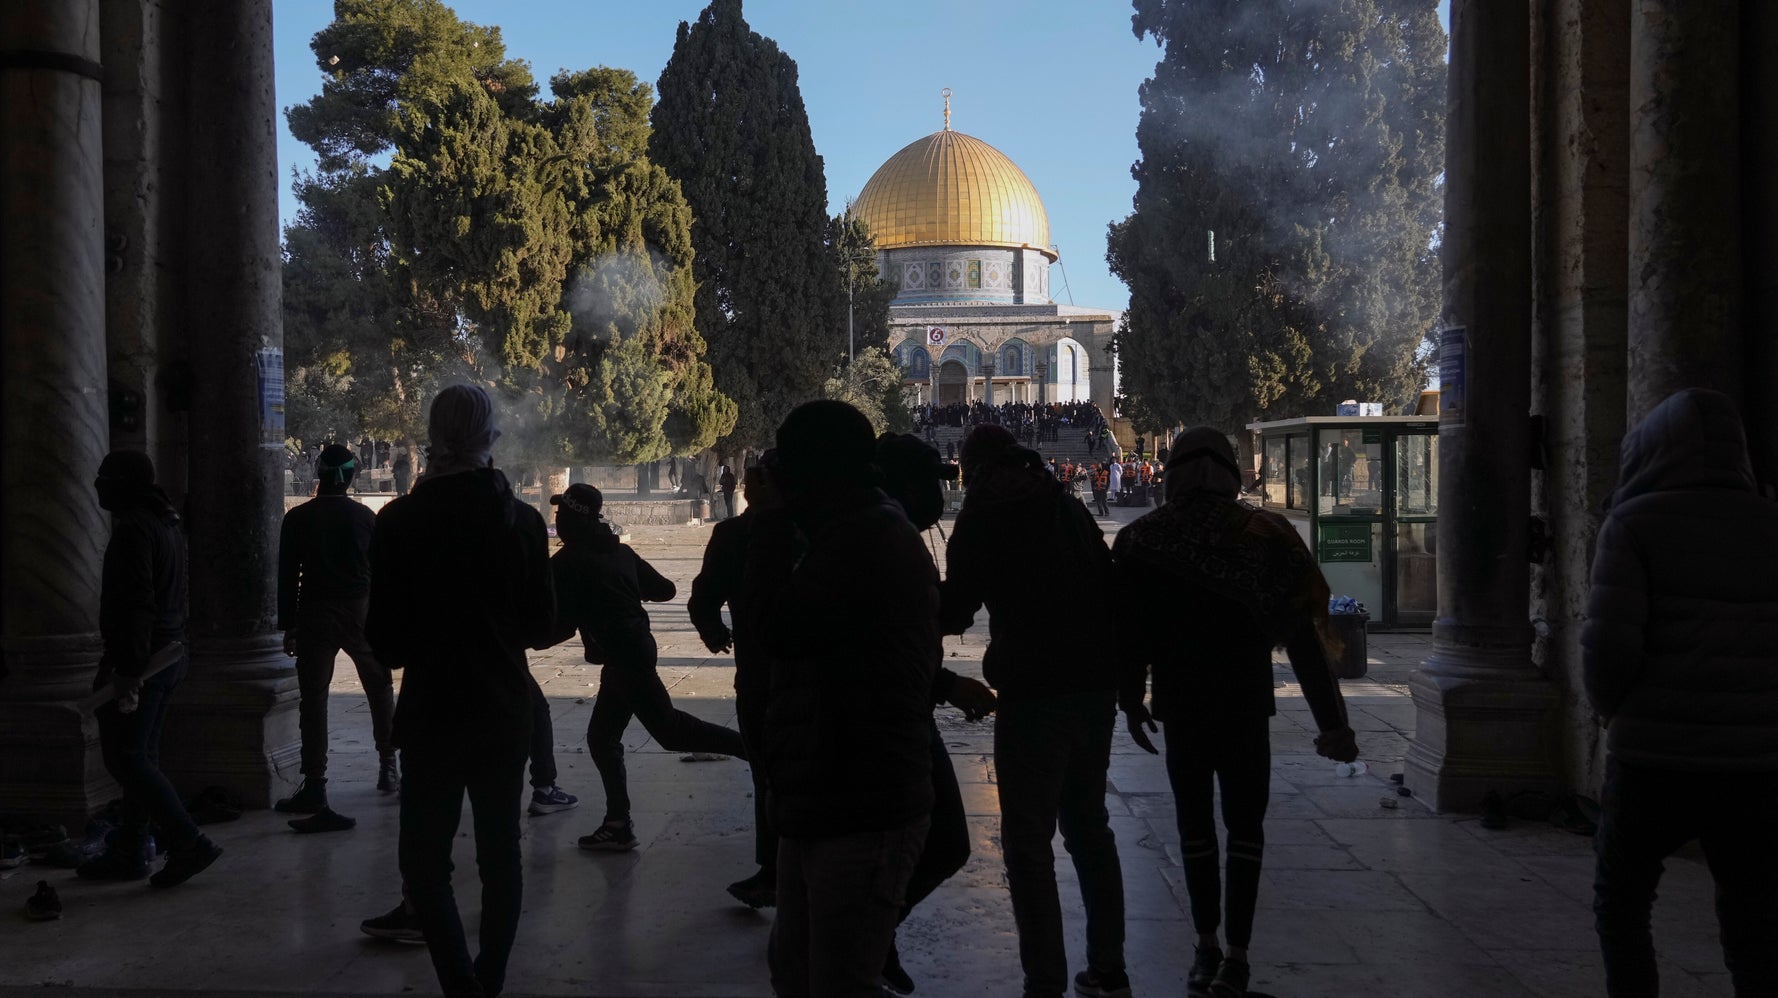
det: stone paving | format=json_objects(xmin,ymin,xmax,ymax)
[{"xmin": 0, "ymin": 507, "xmax": 1730, "ymax": 997}]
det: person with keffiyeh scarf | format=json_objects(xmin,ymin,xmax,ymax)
[{"xmin": 1111, "ymin": 427, "xmax": 1358, "ymax": 998}]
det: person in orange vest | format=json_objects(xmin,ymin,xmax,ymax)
[{"xmin": 1091, "ymin": 464, "xmax": 1111, "ymax": 516}]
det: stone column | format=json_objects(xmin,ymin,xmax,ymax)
[
  {"xmin": 156, "ymin": 0, "xmax": 299, "ymax": 807},
  {"xmin": 1406, "ymin": 0, "xmax": 1561, "ymax": 812},
  {"xmin": 1741, "ymin": 4, "xmax": 1778, "ymax": 497},
  {"xmin": 1625, "ymin": 2, "xmax": 1744, "ymax": 420},
  {"xmin": 982, "ymin": 357, "xmax": 996, "ymax": 407},
  {"xmin": 0, "ymin": 0, "xmax": 117, "ymax": 821}
]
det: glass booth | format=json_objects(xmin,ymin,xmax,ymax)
[{"xmin": 1247, "ymin": 416, "xmax": 1439, "ymax": 630}]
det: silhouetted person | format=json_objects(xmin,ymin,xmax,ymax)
[
  {"xmin": 546, "ymin": 483, "xmax": 745, "ymax": 852},
  {"xmin": 689, "ymin": 460, "xmax": 784, "ymax": 908},
  {"xmin": 876, "ymin": 432, "xmax": 997, "ymax": 994},
  {"xmin": 1091, "ymin": 463, "xmax": 1111, "ymax": 517},
  {"xmin": 718, "ymin": 464, "xmax": 738, "ymax": 519},
  {"xmin": 391, "ymin": 447, "xmax": 413, "ymax": 497},
  {"xmin": 1113, "ymin": 427, "xmax": 1357, "ymax": 998},
  {"xmin": 943, "ymin": 426, "xmax": 1130, "ymax": 998},
  {"xmin": 749, "ymin": 400, "xmax": 938, "ymax": 998},
  {"xmin": 366, "ymin": 385, "xmax": 554, "ymax": 998},
  {"xmin": 1583, "ymin": 388, "xmax": 1778, "ymax": 998},
  {"xmin": 80, "ymin": 450, "xmax": 222, "ymax": 888},
  {"xmin": 277, "ymin": 443, "xmax": 396, "ymax": 832}
]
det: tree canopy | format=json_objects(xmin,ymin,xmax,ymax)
[
  {"xmin": 283, "ymin": 0, "xmax": 733, "ymax": 464},
  {"xmin": 1107, "ymin": 0, "xmax": 1446, "ymax": 435},
  {"xmin": 651, "ymin": 0, "xmax": 865, "ymax": 450}
]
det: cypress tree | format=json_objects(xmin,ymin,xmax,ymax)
[
  {"xmin": 651, "ymin": 0, "xmax": 847, "ymax": 449},
  {"xmin": 1108, "ymin": 0, "xmax": 1446, "ymax": 434}
]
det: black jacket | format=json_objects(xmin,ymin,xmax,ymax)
[
  {"xmin": 942, "ymin": 464, "xmax": 1117, "ymax": 702},
  {"xmin": 277, "ymin": 494, "xmax": 376, "ymax": 628},
  {"xmin": 1582, "ymin": 389, "xmax": 1778, "ymax": 771},
  {"xmin": 688, "ymin": 513, "xmax": 768, "ymax": 701},
  {"xmin": 366, "ymin": 469, "xmax": 554, "ymax": 751},
  {"xmin": 100, "ymin": 492, "xmax": 186, "ymax": 679},
  {"xmin": 549, "ymin": 520, "xmax": 674, "ymax": 661},
  {"xmin": 749, "ymin": 489, "xmax": 938, "ymax": 838}
]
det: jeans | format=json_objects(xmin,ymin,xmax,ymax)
[
  {"xmin": 1594, "ymin": 756, "xmax": 1778, "ymax": 997},
  {"xmin": 902, "ymin": 718, "xmax": 969, "ymax": 918},
  {"xmin": 586, "ymin": 634, "xmax": 746, "ymax": 821},
  {"xmin": 1164, "ymin": 714, "xmax": 1271, "ymax": 949},
  {"xmin": 527, "ymin": 676, "xmax": 556, "ymax": 789},
  {"xmin": 399, "ymin": 737, "xmax": 528, "ymax": 998},
  {"xmin": 996, "ymin": 692, "xmax": 1126, "ymax": 995},
  {"xmin": 295, "ymin": 596, "xmax": 395, "ymax": 777},
  {"xmin": 95, "ymin": 654, "xmax": 202, "ymax": 855},
  {"xmin": 770, "ymin": 816, "xmax": 930, "ymax": 998}
]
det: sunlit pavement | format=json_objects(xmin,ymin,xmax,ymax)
[{"xmin": 0, "ymin": 511, "xmax": 1727, "ymax": 997}]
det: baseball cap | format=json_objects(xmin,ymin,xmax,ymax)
[{"xmin": 549, "ymin": 482, "xmax": 603, "ymax": 517}]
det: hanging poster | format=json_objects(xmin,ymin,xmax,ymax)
[
  {"xmin": 1440, "ymin": 326, "xmax": 1466, "ymax": 428},
  {"xmin": 256, "ymin": 347, "xmax": 285, "ymax": 448}
]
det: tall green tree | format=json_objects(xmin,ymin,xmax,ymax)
[
  {"xmin": 283, "ymin": 0, "xmax": 732, "ymax": 465},
  {"xmin": 651, "ymin": 0, "xmax": 847, "ymax": 450},
  {"xmin": 1107, "ymin": 0, "xmax": 1446, "ymax": 435}
]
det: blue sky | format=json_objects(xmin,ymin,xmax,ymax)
[{"xmin": 273, "ymin": 1, "xmax": 1449, "ymax": 314}]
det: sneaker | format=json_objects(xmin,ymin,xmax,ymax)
[
  {"xmin": 726, "ymin": 868, "xmax": 776, "ymax": 909},
  {"xmin": 376, "ymin": 757, "xmax": 401, "ymax": 794},
  {"xmin": 149, "ymin": 836, "xmax": 221, "ymax": 888},
  {"xmin": 274, "ymin": 779, "xmax": 328, "ymax": 814},
  {"xmin": 1187, "ymin": 947, "xmax": 1222, "ymax": 997},
  {"xmin": 1209, "ymin": 957, "xmax": 1249, "ymax": 997},
  {"xmin": 882, "ymin": 939, "xmax": 916, "ymax": 994},
  {"xmin": 26, "ymin": 881, "xmax": 62, "ymax": 921},
  {"xmin": 0, "ymin": 835, "xmax": 23, "ymax": 870},
  {"xmin": 287, "ymin": 807, "xmax": 356, "ymax": 834},
  {"xmin": 76, "ymin": 849, "xmax": 148, "ymax": 881},
  {"xmin": 1074, "ymin": 968, "xmax": 1133, "ymax": 998},
  {"xmin": 361, "ymin": 901, "xmax": 427, "ymax": 944},
  {"xmin": 578, "ymin": 821, "xmax": 638, "ymax": 852},
  {"xmin": 528, "ymin": 785, "xmax": 579, "ymax": 816}
]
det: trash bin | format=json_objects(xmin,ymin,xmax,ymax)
[
  {"xmin": 694, "ymin": 498, "xmax": 711, "ymax": 521},
  {"xmin": 1328, "ymin": 612, "xmax": 1370, "ymax": 679}
]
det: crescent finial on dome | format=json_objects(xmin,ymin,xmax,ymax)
[{"xmin": 942, "ymin": 88, "xmax": 952, "ymax": 131}]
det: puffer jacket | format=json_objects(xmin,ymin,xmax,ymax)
[
  {"xmin": 1581, "ymin": 388, "xmax": 1778, "ymax": 772},
  {"xmin": 749, "ymin": 488, "xmax": 939, "ymax": 838}
]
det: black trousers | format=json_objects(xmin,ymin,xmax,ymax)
[
  {"xmin": 738, "ymin": 689, "xmax": 775, "ymax": 871},
  {"xmin": 294, "ymin": 595, "xmax": 395, "ymax": 778},
  {"xmin": 1165, "ymin": 713, "xmax": 1271, "ymax": 950},
  {"xmin": 95, "ymin": 654, "xmax": 202, "ymax": 856},
  {"xmin": 400, "ymin": 736, "xmax": 528, "ymax": 998},
  {"xmin": 526, "ymin": 676, "xmax": 557, "ymax": 789},
  {"xmin": 1594, "ymin": 756, "xmax": 1778, "ymax": 997},
  {"xmin": 586, "ymin": 634, "xmax": 746, "ymax": 822}
]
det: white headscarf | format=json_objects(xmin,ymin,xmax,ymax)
[{"xmin": 425, "ymin": 384, "xmax": 501, "ymax": 478}]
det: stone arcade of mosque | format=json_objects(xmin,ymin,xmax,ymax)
[{"xmin": 850, "ymin": 94, "xmax": 1118, "ymax": 411}]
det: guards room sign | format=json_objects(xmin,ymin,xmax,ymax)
[{"xmin": 927, "ymin": 326, "xmax": 947, "ymax": 346}]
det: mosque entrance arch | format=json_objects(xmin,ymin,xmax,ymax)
[{"xmin": 936, "ymin": 360, "xmax": 969, "ymax": 406}]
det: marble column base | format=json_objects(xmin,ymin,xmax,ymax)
[
  {"xmin": 1404, "ymin": 656, "xmax": 1562, "ymax": 813},
  {"xmin": 160, "ymin": 635, "xmax": 301, "ymax": 809},
  {"xmin": 0, "ymin": 700, "xmax": 116, "ymax": 825}
]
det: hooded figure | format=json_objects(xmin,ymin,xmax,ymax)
[
  {"xmin": 1110, "ymin": 427, "xmax": 1356, "ymax": 998},
  {"xmin": 365, "ymin": 384, "xmax": 555, "ymax": 998},
  {"xmin": 1583, "ymin": 387, "xmax": 1778, "ymax": 997},
  {"xmin": 941, "ymin": 424, "xmax": 1133, "ymax": 998},
  {"xmin": 82, "ymin": 451, "xmax": 223, "ymax": 888}
]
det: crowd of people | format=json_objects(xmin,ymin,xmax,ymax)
[
  {"xmin": 74, "ymin": 383, "xmax": 1777, "ymax": 998},
  {"xmin": 914, "ymin": 400, "xmax": 1109, "ymax": 449}
]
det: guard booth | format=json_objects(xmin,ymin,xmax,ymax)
[{"xmin": 1245, "ymin": 415, "xmax": 1440, "ymax": 630}]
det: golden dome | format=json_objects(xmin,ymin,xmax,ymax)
[{"xmin": 852, "ymin": 129, "xmax": 1055, "ymax": 260}]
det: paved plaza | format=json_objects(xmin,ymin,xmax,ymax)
[{"xmin": 0, "ymin": 507, "xmax": 1729, "ymax": 998}]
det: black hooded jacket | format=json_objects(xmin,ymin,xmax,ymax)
[
  {"xmin": 941, "ymin": 463, "xmax": 1117, "ymax": 701},
  {"xmin": 366, "ymin": 468, "xmax": 554, "ymax": 751},
  {"xmin": 748, "ymin": 488, "xmax": 939, "ymax": 838},
  {"xmin": 100, "ymin": 490, "xmax": 186, "ymax": 679},
  {"xmin": 1582, "ymin": 389, "xmax": 1778, "ymax": 771},
  {"xmin": 549, "ymin": 518, "xmax": 675, "ymax": 661}
]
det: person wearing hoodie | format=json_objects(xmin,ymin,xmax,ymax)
[
  {"xmin": 747, "ymin": 400, "xmax": 939, "ymax": 998},
  {"xmin": 365, "ymin": 385, "xmax": 555, "ymax": 998},
  {"xmin": 689, "ymin": 459, "xmax": 786, "ymax": 909},
  {"xmin": 547, "ymin": 482, "xmax": 746, "ymax": 853},
  {"xmin": 1583, "ymin": 387, "xmax": 1778, "ymax": 997},
  {"xmin": 941, "ymin": 425, "xmax": 1132, "ymax": 998},
  {"xmin": 81, "ymin": 450, "xmax": 223, "ymax": 888},
  {"xmin": 276, "ymin": 443, "xmax": 396, "ymax": 829},
  {"xmin": 1112, "ymin": 427, "xmax": 1358, "ymax": 998}
]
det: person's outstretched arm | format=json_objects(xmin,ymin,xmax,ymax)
[
  {"xmin": 634, "ymin": 550, "xmax": 677, "ymax": 603},
  {"xmin": 1283, "ymin": 622, "xmax": 1357, "ymax": 762}
]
